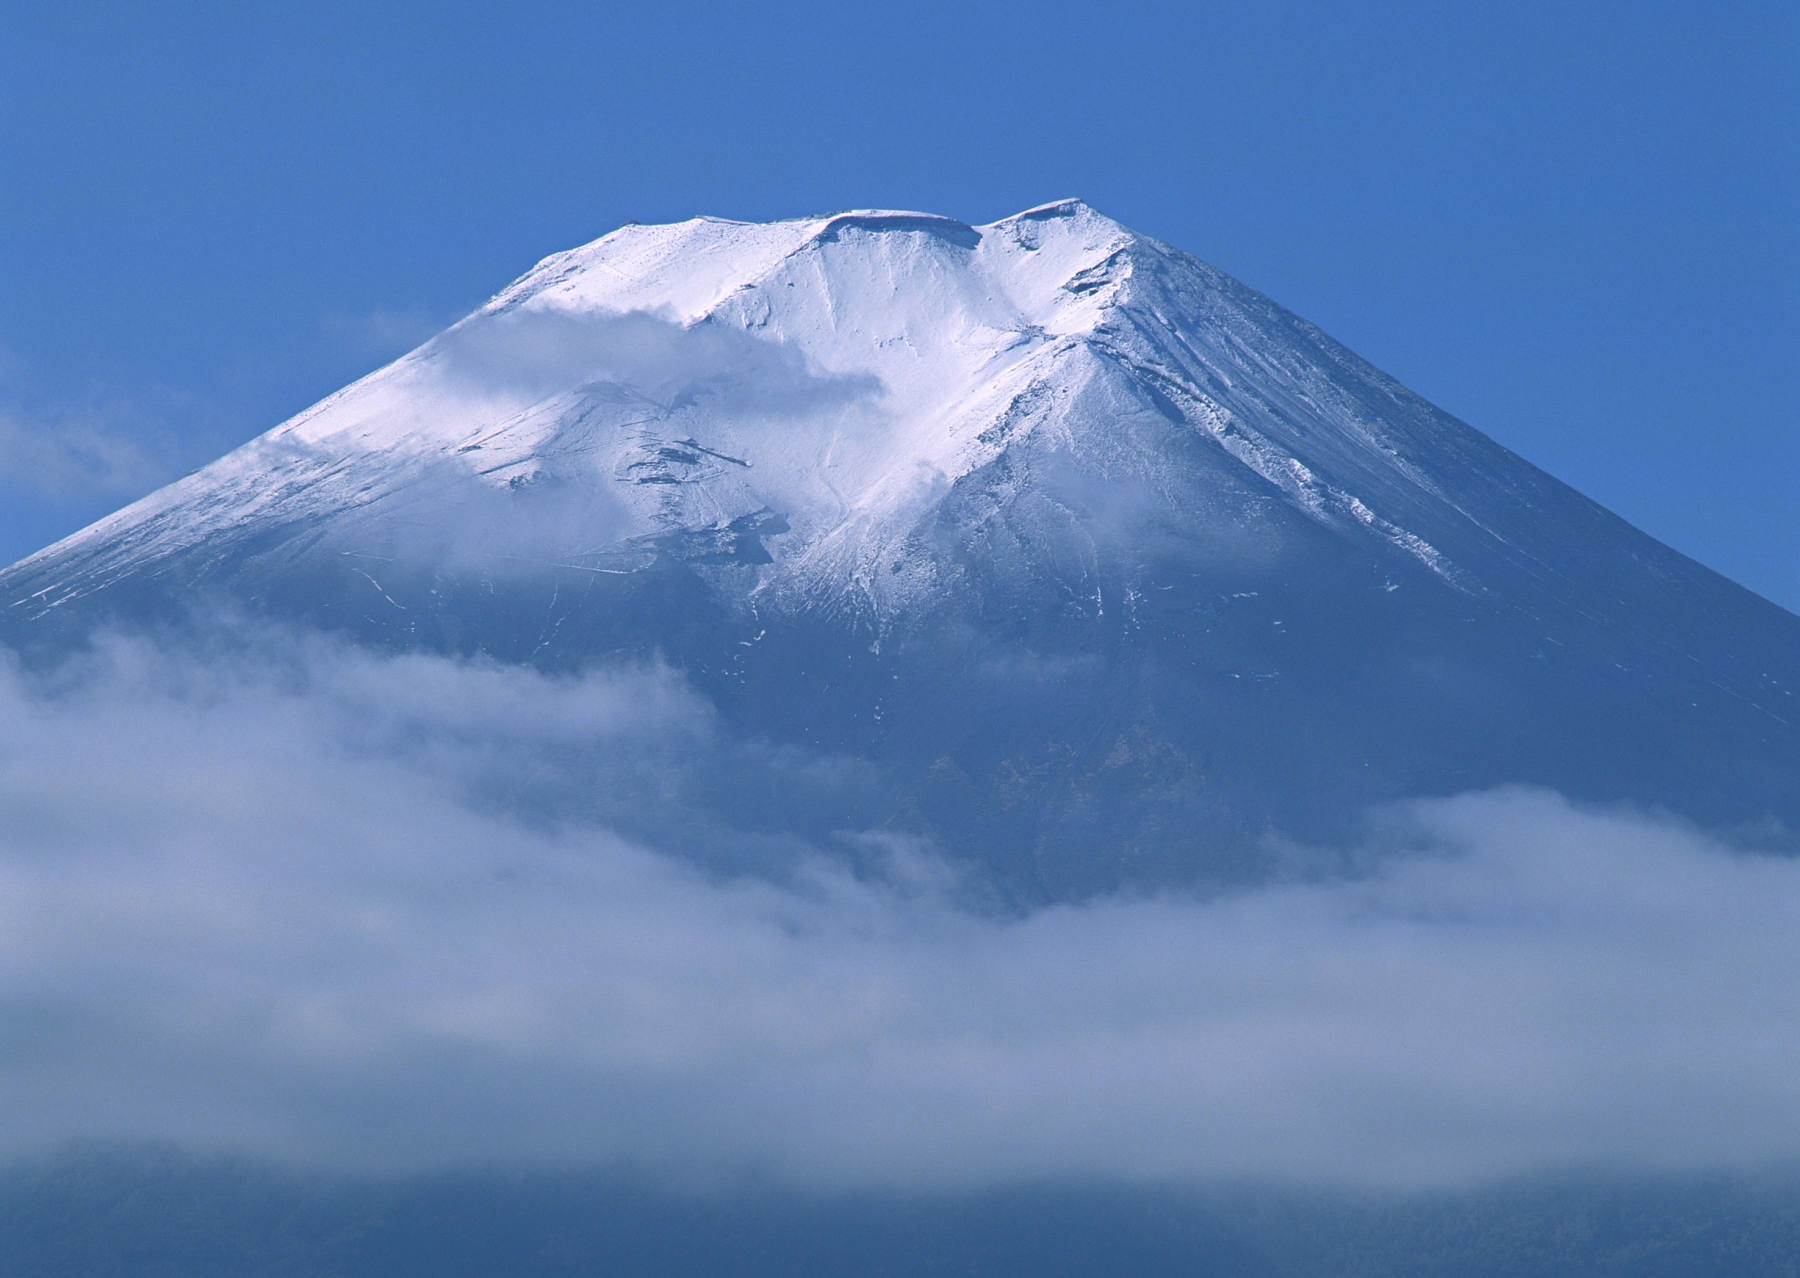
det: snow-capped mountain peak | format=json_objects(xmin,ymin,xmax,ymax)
[
  {"xmin": 6, "ymin": 202, "xmax": 1797, "ymax": 894},
  {"xmin": 4, "ymin": 199, "xmax": 1455, "ymax": 621}
]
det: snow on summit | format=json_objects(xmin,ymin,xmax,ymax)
[{"xmin": 4, "ymin": 199, "xmax": 1474, "ymax": 618}]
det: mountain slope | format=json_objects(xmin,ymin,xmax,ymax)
[{"xmin": 4, "ymin": 200, "xmax": 1795, "ymax": 895}]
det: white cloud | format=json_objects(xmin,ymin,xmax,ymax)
[
  {"xmin": 430, "ymin": 306, "xmax": 880, "ymax": 411},
  {"xmin": 321, "ymin": 305, "xmax": 457, "ymax": 360},
  {"xmin": 0, "ymin": 408, "xmax": 179, "ymax": 500},
  {"xmin": 0, "ymin": 352, "xmax": 239, "ymax": 506},
  {"xmin": 1, "ymin": 629, "xmax": 1797, "ymax": 1192}
]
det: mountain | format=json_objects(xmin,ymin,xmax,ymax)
[{"xmin": 4, "ymin": 199, "xmax": 1796, "ymax": 896}]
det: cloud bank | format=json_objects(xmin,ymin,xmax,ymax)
[{"xmin": 2, "ymin": 629, "xmax": 1798, "ymax": 1193}]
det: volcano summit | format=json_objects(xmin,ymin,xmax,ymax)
[{"xmin": 4, "ymin": 200, "xmax": 1795, "ymax": 895}]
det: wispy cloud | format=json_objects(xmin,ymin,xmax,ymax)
[
  {"xmin": 0, "ymin": 349, "xmax": 233, "ymax": 507},
  {"xmin": 1, "ymin": 627, "xmax": 1797, "ymax": 1191},
  {"xmin": 0, "ymin": 407, "xmax": 183, "ymax": 500},
  {"xmin": 430, "ymin": 305, "xmax": 881, "ymax": 411},
  {"xmin": 320, "ymin": 305, "xmax": 459, "ymax": 363}
]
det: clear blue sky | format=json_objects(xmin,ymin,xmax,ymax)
[{"xmin": 3, "ymin": 1, "xmax": 1794, "ymax": 607}]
